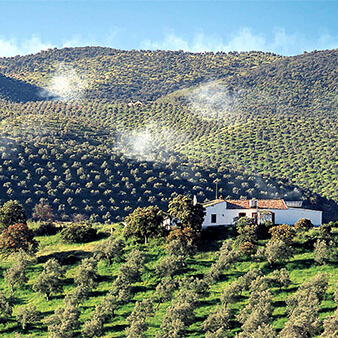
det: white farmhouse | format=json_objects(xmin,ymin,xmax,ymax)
[{"xmin": 201, "ymin": 199, "xmax": 322, "ymax": 229}]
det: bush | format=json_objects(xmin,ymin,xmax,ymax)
[
  {"xmin": 269, "ymin": 224, "xmax": 295, "ymax": 244},
  {"xmin": 34, "ymin": 222, "xmax": 60, "ymax": 236},
  {"xmin": 238, "ymin": 241, "xmax": 255, "ymax": 256},
  {"xmin": 235, "ymin": 217, "xmax": 258, "ymax": 244},
  {"xmin": 0, "ymin": 200, "xmax": 27, "ymax": 230},
  {"xmin": 0, "ymin": 223, "xmax": 37, "ymax": 254},
  {"xmin": 60, "ymin": 223, "xmax": 97, "ymax": 243},
  {"xmin": 294, "ymin": 218, "xmax": 313, "ymax": 233}
]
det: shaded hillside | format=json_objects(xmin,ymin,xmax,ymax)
[{"xmin": 0, "ymin": 73, "xmax": 46, "ymax": 102}]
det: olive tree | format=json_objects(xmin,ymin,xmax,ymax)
[
  {"xmin": 126, "ymin": 299, "xmax": 153, "ymax": 338},
  {"xmin": 95, "ymin": 236, "xmax": 125, "ymax": 265},
  {"xmin": 46, "ymin": 297, "xmax": 80, "ymax": 338},
  {"xmin": 33, "ymin": 258, "xmax": 65, "ymax": 301},
  {"xmin": 4, "ymin": 252, "xmax": 28, "ymax": 295},
  {"xmin": 0, "ymin": 291, "xmax": 12, "ymax": 321},
  {"xmin": 264, "ymin": 239, "xmax": 293, "ymax": 265},
  {"xmin": 202, "ymin": 304, "xmax": 232, "ymax": 336},
  {"xmin": 16, "ymin": 305, "xmax": 41, "ymax": 330},
  {"xmin": 124, "ymin": 206, "xmax": 165, "ymax": 244},
  {"xmin": 74, "ymin": 257, "xmax": 99, "ymax": 289}
]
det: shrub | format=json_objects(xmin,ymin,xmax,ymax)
[
  {"xmin": 60, "ymin": 223, "xmax": 97, "ymax": 243},
  {"xmin": 235, "ymin": 217, "xmax": 258, "ymax": 244},
  {"xmin": 294, "ymin": 218, "xmax": 313, "ymax": 233},
  {"xmin": 269, "ymin": 224, "xmax": 295, "ymax": 244},
  {"xmin": 0, "ymin": 223, "xmax": 37, "ymax": 254}
]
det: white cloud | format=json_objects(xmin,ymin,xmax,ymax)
[
  {"xmin": 0, "ymin": 35, "xmax": 55, "ymax": 57},
  {"xmin": 141, "ymin": 28, "xmax": 338, "ymax": 55}
]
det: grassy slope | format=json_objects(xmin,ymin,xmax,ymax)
[{"xmin": 0, "ymin": 223, "xmax": 336, "ymax": 337}]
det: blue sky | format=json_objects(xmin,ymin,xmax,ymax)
[{"xmin": 0, "ymin": 0, "xmax": 337, "ymax": 57}]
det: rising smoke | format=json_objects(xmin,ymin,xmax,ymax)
[
  {"xmin": 40, "ymin": 63, "xmax": 88, "ymax": 102},
  {"xmin": 185, "ymin": 81, "xmax": 242, "ymax": 122},
  {"xmin": 115, "ymin": 125, "xmax": 186, "ymax": 162},
  {"xmin": 185, "ymin": 80, "xmax": 280, "ymax": 122}
]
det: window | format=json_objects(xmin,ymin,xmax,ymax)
[
  {"xmin": 238, "ymin": 212, "xmax": 246, "ymax": 218},
  {"xmin": 252, "ymin": 212, "xmax": 258, "ymax": 224},
  {"xmin": 211, "ymin": 214, "xmax": 217, "ymax": 223}
]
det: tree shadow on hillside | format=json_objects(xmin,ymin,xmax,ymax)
[
  {"xmin": 96, "ymin": 274, "xmax": 115, "ymax": 283},
  {"xmin": 199, "ymin": 298, "xmax": 223, "ymax": 307},
  {"xmin": 37, "ymin": 250, "xmax": 92, "ymax": 265},
  {"xmin": 286, "ymin": 258, "xmax": 314, "ymax": 270},
  {"xmin": 105, "ymin": 324, "xmax": 128, "ymax": 334}
]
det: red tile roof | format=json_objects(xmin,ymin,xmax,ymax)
[{"xmin": 225, "ymin": 199, "xmax": 287, "ymax": 210}]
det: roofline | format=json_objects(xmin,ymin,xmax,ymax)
[
  {"xmin": 202, "ymin": 199, "xmax": 225, "ymax": 207},
  {"xmin": 281, "ymin": 199, "xmax": 288, "ymax": 209}
]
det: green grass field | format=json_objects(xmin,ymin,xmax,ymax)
[{"xmin": 0, "ymin": 222, "xmax": 337, "ymax": 337}]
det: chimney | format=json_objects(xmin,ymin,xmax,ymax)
[{"xmin": 249, "ymin": 199, "xmax": 257, "ymax": 208}]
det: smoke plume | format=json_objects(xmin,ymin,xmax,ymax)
[
  {"xmin": 186, "ymin": 81, "xmax": 243, "ymax": 123},
  {"xmin": 40, "ymin": 63, "xmax": 88, "ymax": 101},
  {"xmin": 115, "ymin": 125, "xmax": 186, "ymax": 162}
]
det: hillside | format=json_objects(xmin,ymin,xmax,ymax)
[
  {"xmin": 0, "ymin": 222, "xmax": 336, "ymax": 337},
  {"xmin": 0, "ymin": 48, "xmax": 282, "ymax": 102},
  {"xmin": 0, "ymin": 47, "xmax": 337, "ymax": 222}
]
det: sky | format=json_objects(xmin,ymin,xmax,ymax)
[{"xmin": 0, "ymin": 0, "xmax": 337, "ymax": 57}]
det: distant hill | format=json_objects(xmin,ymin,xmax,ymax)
[
  {"xmin": 0, "ymin": 47, "xmax": 337, "ymax": 221},
  {"xmin": 0, "ymin": 47, "xmax": 282, "ymax": 102}
]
